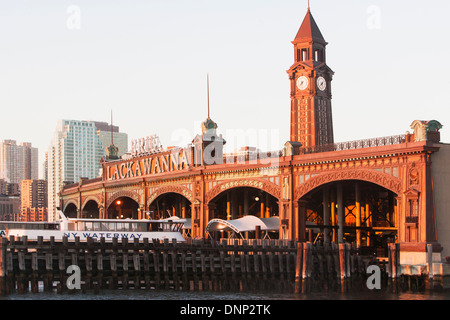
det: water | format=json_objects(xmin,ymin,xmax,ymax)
[
  {"xmin": 2, "ymin": 286, "xmax": 448, "ymax": 320},
  {"xmin": 2, "ymin": 286, "xmax": 450, "ymax": 300}
]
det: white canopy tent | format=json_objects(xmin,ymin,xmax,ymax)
[
  {"xmin": 161, "ymin": 216, "xmax": 191, "ymax": 230},
  {"xmin": 206, "ymin": 215, "xmax": 280, "ymax": 238}
]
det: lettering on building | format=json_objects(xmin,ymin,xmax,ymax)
[{"xmin": 106, "ymin": 148, "xmax": 192, "ymax": 181}]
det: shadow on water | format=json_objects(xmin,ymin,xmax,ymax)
[
  {"xmin": 2, "ymin": 276, "xmax": 450, "ymax": 300},
  {"xmin": 293, "ymin": 271, "xmax": 450, "ymax": 300}
]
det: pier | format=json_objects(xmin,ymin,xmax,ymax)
[{"xmin": 1, "ymin": 235, "xmax": 444, "ymax": 295}]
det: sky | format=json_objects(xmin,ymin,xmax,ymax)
[{"xmin": 0, "ymin": 0, "xmax": 449, "ymax": 178}]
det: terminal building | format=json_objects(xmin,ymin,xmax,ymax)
[{"xmin": 59, "ymin": 8, "xmax": 450, "ymax": 267}]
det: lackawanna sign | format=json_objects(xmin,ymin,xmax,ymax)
[
  {"xmin": 106, "ymin": 148, "xmax": 193, "ymax": 181},
  {"xmin": 105, "ymin": 138, "xmax": 278, "ymax": 181}
]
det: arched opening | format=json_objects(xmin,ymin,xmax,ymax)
[
  {"xmin": 107, "ymin": 197, "xmax": 139, "ymax": 219},
  {"xmin": 208, "ymin": 187, "xmax": 279, "ymax": 239},
  {"xmin": 299, "ymin": 180, "xmax": 398, "ymax": 257},
  {"xmin": 82, "ymin": 200, "xmax": 99, "ymax": 218},
  {"xmin": 147, "ymin": 192, "xmax": 191, "ymax": 220},
  {"xmin": 64, "ymin": 203, "xmax": 78, "ymax": 218}
]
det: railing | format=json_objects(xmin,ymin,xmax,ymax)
[
  {"xmin": 222, "ymin": 134, "xmax": 407, "ymax": 161},
  {"xmin": 223, "ymin": 150, "xmax": 283, "ymax": 164},
  {"xmin": 295, "ymin": 134, "xmax": 407, "ymax": 155}
]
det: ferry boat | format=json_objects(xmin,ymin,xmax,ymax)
[{"xmin": 3, "ymin": 211, "xmax": 187, "ymax": 242}]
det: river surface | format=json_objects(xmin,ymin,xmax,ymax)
[
  {"xmin": 2, "ymin": 286, "xmax": 448, "ymax": 320},
  {"xmin": 2, "ymin": 286, "xmax": 450, "ymax": 300}
]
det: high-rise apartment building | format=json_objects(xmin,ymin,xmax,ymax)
[
  {"xmin": 20, "ymin": 179, "xmax": 48, "ymax": 222},
  {"xmin": 47, "ymin": 120, "xmax": 128, "ymax": 221},
  {"xmin": 42, "ymin": 152, "xmax": 48, "ymax": 181},
  {"xmin": 0, "ymin": 140, "xmax": 38, "ymax": 185},
  {"xmin": 21, "ymin": 179, "xmax": 47, "ymax": 209}
]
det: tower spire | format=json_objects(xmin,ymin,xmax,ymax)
[
  {"xmin": 201, "ymin": 73, "xmax": 218, "ymax": 135},
  {"xmin": 106, "ymin": 109, "xmax": 119, "ymax": 160},
  {"xmin": 207, "ymin": 73, "xmax": 210, "ymax": 119},
  {"xmin": 110, "ymin": 109, "xmax": 114, "ymax": 146},
  {"xmin": 294, "ymin": 5, "xmax": 326, "ymax": 44}
]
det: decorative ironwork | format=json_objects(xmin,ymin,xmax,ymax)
[
  {"xmin": 222, "ymin": 134, "xmax": 406, "ymax": 161},
  {"xmin": 295, "ymin": 134, "xmax": 407, "ymax": 155},
  {"xmin": 223, "ymin": 150, "xmax": 283, "ymax": 163}
]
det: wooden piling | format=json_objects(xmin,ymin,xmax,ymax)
[
  {"xmin": 0, "ymin": 237, "xmax": 7, "ymax": 295},
  {"xmin": 294, "ymin": 241, "xmax": 302, "ymax": 294},
  {"xmin": 0, "ymin": 236, "xmax": 388, "ymax": 295},
  {"xmin": 337, "ymin": 243, "xmax": 345, "ymax": 280}
]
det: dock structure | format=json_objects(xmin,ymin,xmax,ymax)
[
  {"xmin": 0, "ymin": 236, "xmax": 446, "ymax": 295},
  {"xmin": 0, "ymin": 236, "xmax": 298, "ymax": 294}
]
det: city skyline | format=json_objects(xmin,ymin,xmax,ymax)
[
  {"xmin": 0, "ymin": 1, "xmax": 449, "ymax": 173},
  {"xmin": 47, "ymin": 119, "xmax": 128, "ymax": 221}
]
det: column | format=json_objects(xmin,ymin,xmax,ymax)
[
  {"xmin": 181, "ymin": 197, "xmax": 186, "ymax": 219},
  {"xmin": 298, "ymin": 200, "xmax": 307, "ymax": 242},
  {"xmin": 260, "ymin": 201, "xmax": 265, "ymax": 219},
  {"xmin": 278, "ymin": 200, "xmax": 289, "ymax": 240},
  {"xmin": 265, "ymin": 193, "xmax": 270, "ymax": 218},
  {"xmin": 243, "ymin": 189, "xmax": 249, "ymax": 215},
  {"xmin": 331, "ymin": 190, "xmax": 336, "ymax": 242},
  {"xmin": 231, "ymin": 190, "xmax": 238, "ymax": 220},
  {"xmin": 393, "ymin": 197, "xmax": 399, "ymax": 229},
  {"xmin": 227, "ymin": 192, "xmax": 231, "ymax": 220},
  {"xmin": 323, "ymin": 187, "xmax": 330, "ymax": 244},
  {"xmin": 365, "ymin": 197, "xmax": 371, "ymax": 246},
  {"xmin": 337, "ymin": 183, "xmax": 344, "ymax": 243},
  {"xmin": 204, "ymin": 203, "xmax": 210, "ymax": 238},
  {"xmin": 191, "ymin": 204, "xmax": 198, "ymax": 238},
  {"xmin": 355, "ymin": 183, "xmax": 361, "ymax": 247}
]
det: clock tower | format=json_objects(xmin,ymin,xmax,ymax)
[{"xmin": 287, "ymin": 8, "xmax": 334, "ymax": 147}]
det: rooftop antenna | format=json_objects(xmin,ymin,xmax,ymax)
[
  {"xmin": 207, "ymin": 73, "xmax": 210, "ymax": 119},
  {"xmin": 308, "ymin": 0, "xmax": 310, "ymax": 10},
  {"xmin": 106, "ymin": 109, "xmax": 119, "ymax": 160},
  {"xmin": 110, "ymin": 109, "xmax": 114, "ymax": 145}
]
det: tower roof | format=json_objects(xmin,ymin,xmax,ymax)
[{"xmin": 293, "ymin": 9, "xmax": 326, "ymax": 44}]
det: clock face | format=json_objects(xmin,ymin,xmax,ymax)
[
  {"xmin": 317, "ymin": 76, "xmax": 326, "ymax": 91},
  {"xmin": 296, "ymin": 76, "xmax": 309, "ymax": 91}
]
